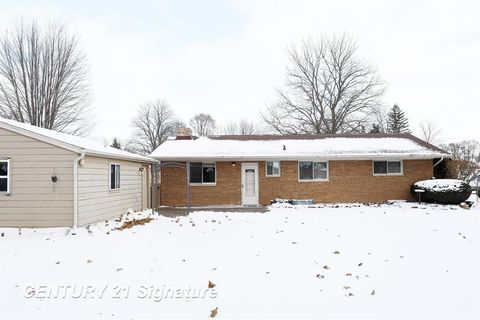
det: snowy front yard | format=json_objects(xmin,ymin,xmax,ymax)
[{"xmin": 1, "ymin": 201, "xmax": 479, "ymax": 319}]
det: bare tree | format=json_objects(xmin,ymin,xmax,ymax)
[
  {"xmin": 369, "ymin": 105, "xmax": 388, "ymax": 133},
  {"xmin": 262, "ymin": 35, "xmax": 385, "ymax": 134},
  {"xmin": 0, "ymin": 20, "xmax": 90, "ymax": 134},
  {"xmin": 440, "ymin": 140, "xmax": 479, "ymax": 180},
  {"xmin": 419, "ymin": 119, "xmax": 441, "ymax": 144},
  {"xmin": 127, "ymin": 99, "xmax": 183, "ymax": 155},
  {"xmin": 189, "ymin": 113, "xmax": 216, "ymax": 136},
  {"xmin": 222, "ymin": 119, "xmax": 262, "ymax": 135}
]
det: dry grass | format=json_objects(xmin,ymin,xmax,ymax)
[{"xmin": 115, "ymin": 217, "xmax": 153, "ymax": 231}]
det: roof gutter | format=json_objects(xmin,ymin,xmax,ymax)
[
  {"xmin": 0, "ymin": 122, "xmax": 156, "ymax": 164},
  {"xmin": 84, "ymin": 149, "xmax": 157, "ymax": 164},
  {"xmin": 73, "ymin": 152, "xmax": 86, "ymax": 228},
  {"xmin": 151, "ymin": 153, "xmax": 451, "ymax": 162},
  {"xmin": 433, "ymin": 157, "xmax": 445, "ymax": 168}
]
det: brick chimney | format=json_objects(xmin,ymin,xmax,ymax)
[{"xmin": 175, "ymin": 127, "xmax": 193, "ymax": 140}]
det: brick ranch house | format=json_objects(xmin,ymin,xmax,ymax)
[{"xmin": 150, "ymin": 133, "xmax": 450, "ymax": 207}]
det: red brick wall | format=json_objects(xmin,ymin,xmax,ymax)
[
  {"xmin": 159, "ymin": 160, "xmax": 433, "ymax": 206},
  {"xmin": 160, "ymin": 162, "xmax": 241, "ymax": 206}
]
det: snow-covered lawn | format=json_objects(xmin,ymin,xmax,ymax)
[{"xmin": 1, "ymin": 200, "xmax": 479, "ymax": 319}]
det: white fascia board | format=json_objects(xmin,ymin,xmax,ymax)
[
  {"xmin": 152, "ymin": 152, "xmax": 450, "ymax": 162},
  {"xmin": 83, "ymin": 149, "xmax": 158, "ymax": 164},
  {"xmin": 0, "ymin": 122, "xmax": 82, "ymax": 153},
  {"xmin": 0, "ymin": 122, "xmax": 157, "ymax": 164}
]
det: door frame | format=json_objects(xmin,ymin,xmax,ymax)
[{"xmin": 241, "ymin": 162, "xmax": 259, "ymax": 206}]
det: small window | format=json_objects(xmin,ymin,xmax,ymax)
[
  {"xmin": 202, "ymin": 163, "xmax": 215, "ymax": 183},
  {"xmin": 0, "ymin": 159, "xmax": 10, "ymax": 193},
  {"xmin": 190, "ymin": 162, "xmax": 202, "ymax": 183},
  {"xmin": 373, "ymin": 161, "xmax": 402, "ymax": 175},
  {"xmin": 299, "ymin": 161, "xmax": 328, "ymax": 181},
  {"xmin": 373, "ymin": 161, "xmax": 387, "ymax": 174},
  {"xmin": 189, "ymin": 162, "xmax": 216, "ymax": 184},
  {"xmin": 110, "ymin": 164, "xmax": 121, "ymax": 190},
  {"xmin": 266, "ymin": 161, "xmax": 280, "ymax": 177}
]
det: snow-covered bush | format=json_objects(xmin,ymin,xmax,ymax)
[{"xmin": 410, "ymin": 179, "xmax": 472, "ymax": 204}]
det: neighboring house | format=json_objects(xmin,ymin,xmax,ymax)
[
  {"xmin": 0, "ymin": 118, "xmax": 155, "ymax": 227},
  {"xmin": 150, "ymin": 133, "xmax": 450, "ymax": 206}
]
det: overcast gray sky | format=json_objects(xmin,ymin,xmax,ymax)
[{"xmin": 0, "ymin": 0, "xmax": 478, "ymax": 144}]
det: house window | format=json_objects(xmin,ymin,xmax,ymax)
[
  {"xmin": 189, "ymin": 162, "xmax": 216, "ymax": 184},
  {"xmin": 373, "ymin": 161, "xmax": 403, "ymax": 175},
  {"xmin": 299, "ymin": 161, "xmax": 328, "ymax": 181},
  {"xmin": 110, "ymin": 164, "xmax": 121, "ymax": 190},
  {"xmin": 0, "ymin": 159, "xmax": 10, "ymax": 193},
  {"xmin": 266, "ymin": 161, "xmax": 280, "ymax": 177}
]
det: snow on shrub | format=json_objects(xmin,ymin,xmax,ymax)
[{"xmin": 410, "ymin": 179, "xmax": 472, "ymax": 205}]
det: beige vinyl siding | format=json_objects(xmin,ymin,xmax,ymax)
[
  {"xmin": 0, "ymin": 127, "xmax": 75, "ymax": 227},
  {"xmin": 77, "ymin": 156, "xmax": 146, "ymax": 225}
]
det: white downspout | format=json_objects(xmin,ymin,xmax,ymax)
[
  {"xmin": 73, "ymin": 152, "xmax": 86, "ymax": 228},
  {"xmin": 433, "ymin": 157, "xmax": 444, "ymax": 168},
  {"xmin": 432, "ymin": 157, "xmax": 445, "ymax": 180}
]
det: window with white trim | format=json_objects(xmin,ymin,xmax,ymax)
[
  {"xmin": 0, "ymin": 159, "xmax": 10, "ymax": 193},
  {"xmin": 373, "ymin": 161, "xmax": 402, "ymax": 175},
  {"xmin": 110, "ymin": 164, "xmax": 121, "ymax": 189},
  {"xmin": 266, "ymin": 161, "xmax": 280, "ymax": 177},
  {"xmin": 299, "ymin": 161, "xmax": 328, "ymax": 181},
  {"xmin": 189, "ymin": 162, "xmax": 216, "ymax": 184}
]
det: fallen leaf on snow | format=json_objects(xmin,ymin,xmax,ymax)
[{"xmin": 210, "ymin": 307, "xmax": 218, "ymax": 318}]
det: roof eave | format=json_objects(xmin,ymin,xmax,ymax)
[
  {"xmin": 0, "ymin": 121, "xmax": 83, "ymax": 153},
  {"xmin": 152, "ymin": 153, "xmax": 451, "ymax": 162},
  {"xmin": 83, "ymin": 149, "xmax": 158, "ymax": 163},
  {"xmin": 1, "ymin": 121, "xmax": 157, "ymax": 163}
]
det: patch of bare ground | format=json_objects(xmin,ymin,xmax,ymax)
[{"xmin": 115, "ymin": 217, "xmax": 153, "ymax": 231}]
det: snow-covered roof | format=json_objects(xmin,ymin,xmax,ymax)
[
  {"xmin": 0, "ymin": 118, "xmax": 155, "ymax": 163},
  {"xmin": 150, "ymin": 134, "xmax": 449, "ymax": 161}
]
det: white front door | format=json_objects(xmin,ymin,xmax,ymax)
[{"xmin": 241, "ymin": 163, "xmax": 259, "ymax": 206}]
